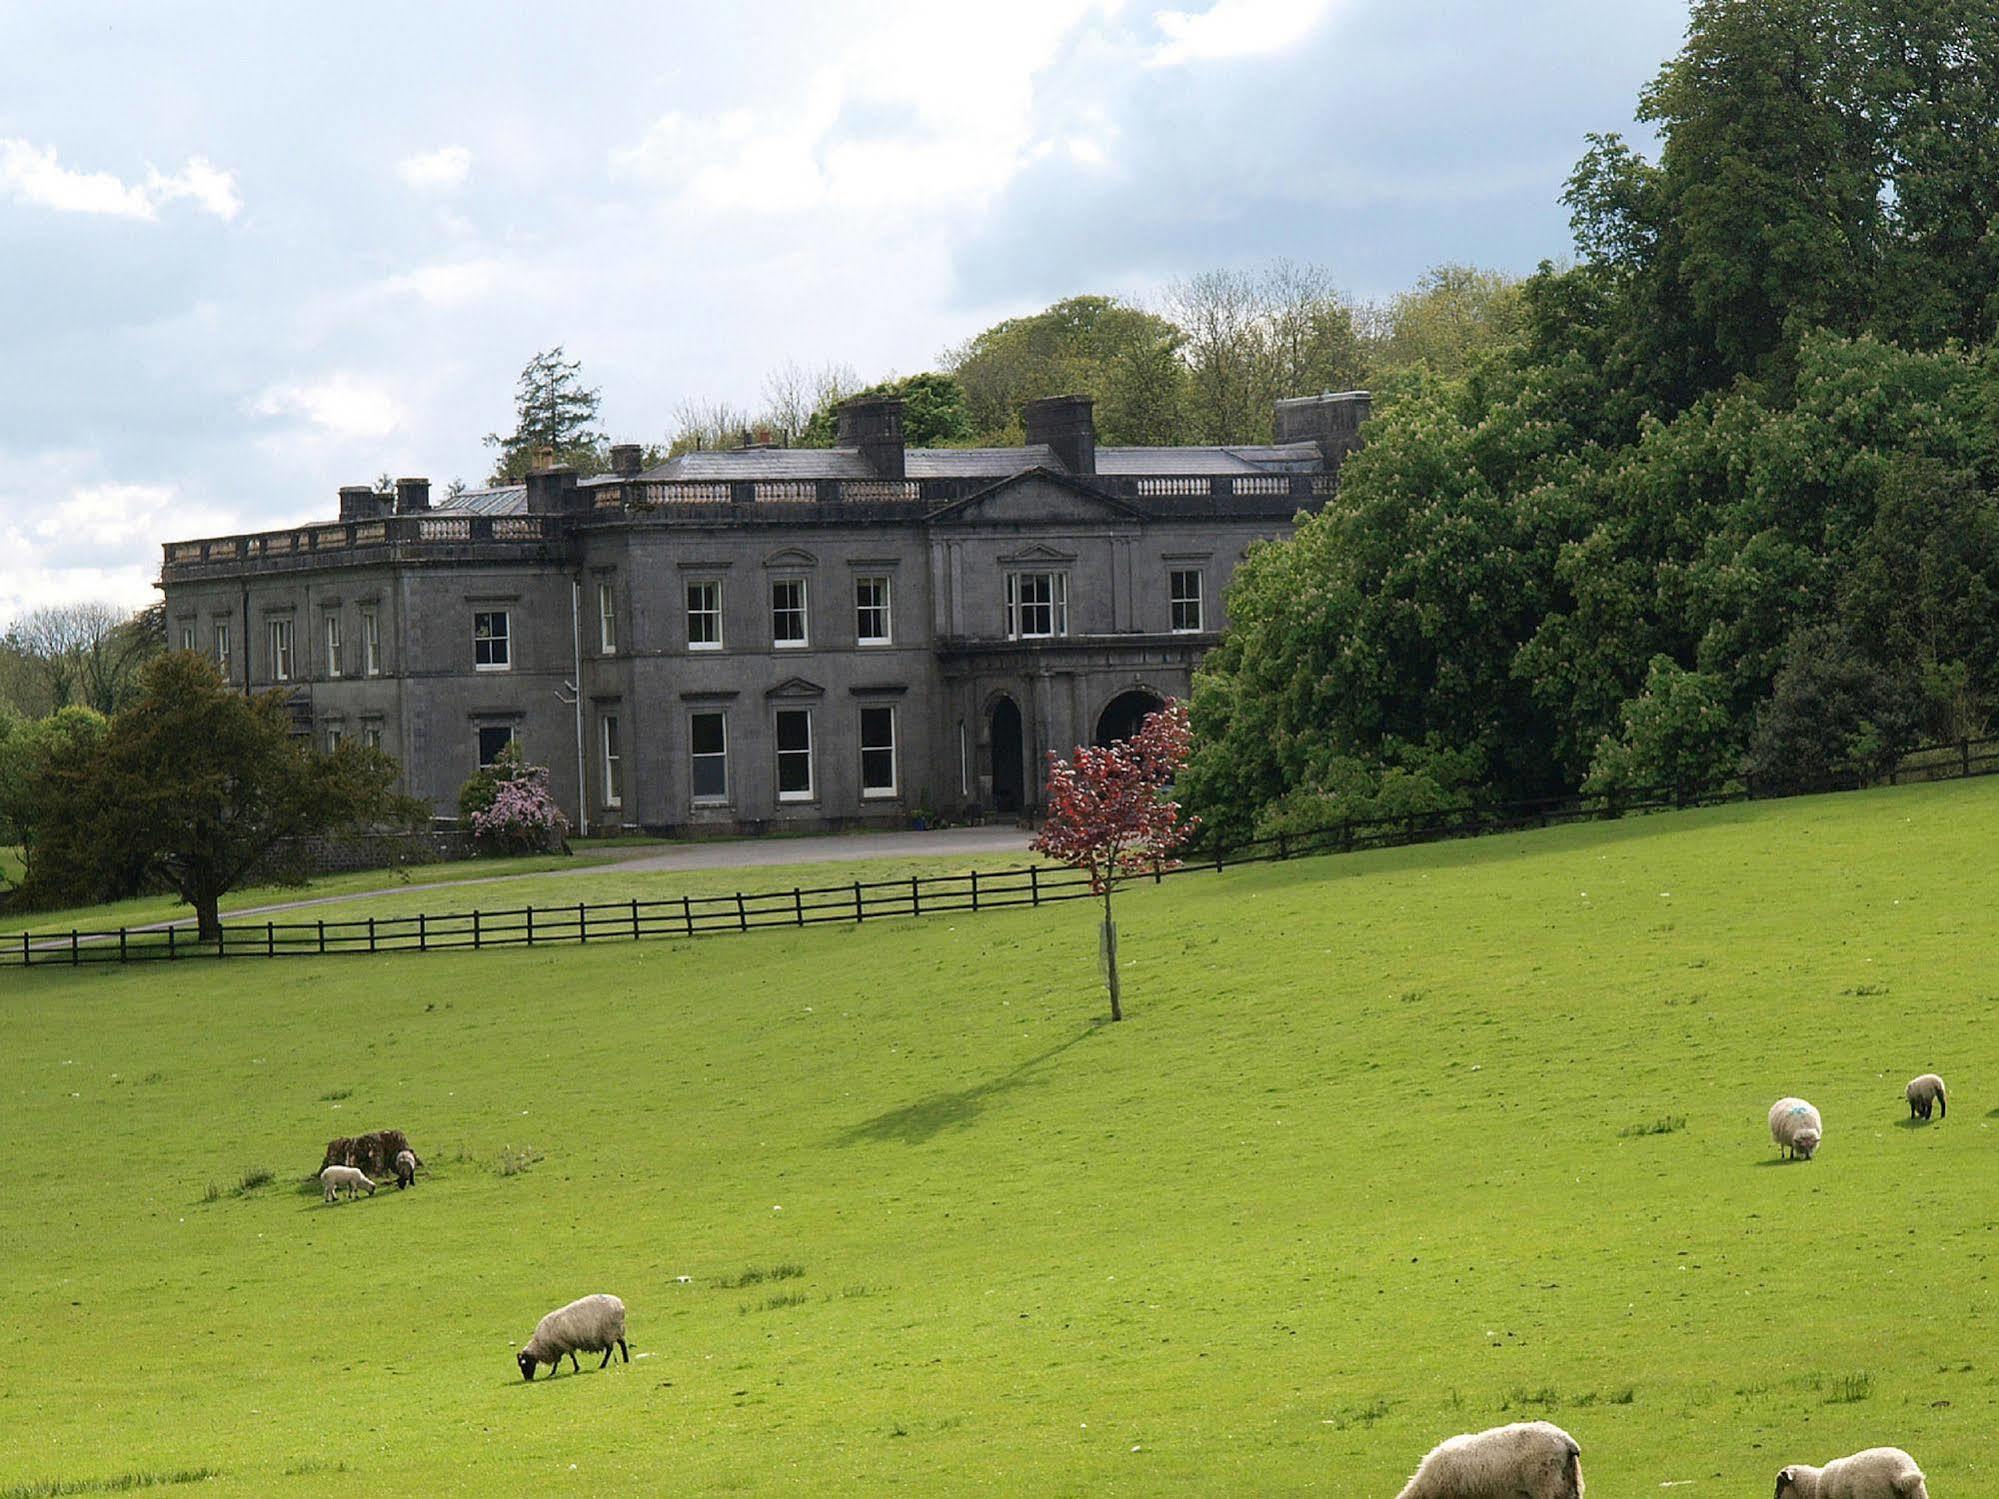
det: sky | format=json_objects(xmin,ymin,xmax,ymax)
[{"xmin": 0, "ymin": 0, "xmax": 1691, "ymax": 628}]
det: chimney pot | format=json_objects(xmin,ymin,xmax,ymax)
[
  {"xmin": 338, "ymin": 484, "xmax": 381, "ymax": 521},
  {"xmin": 393, "ymin": 476, "xmax": 431, "ymax": 515},
  {"xmin": 609, "ymin": 443, "xmax": 643, "ymax": 478}
]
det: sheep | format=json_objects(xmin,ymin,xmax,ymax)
[
  {"xmin": 319, "ymin": 1165, "xmax": 376, "ymax": 1202},
  {"xmin": 516, "ymin": 1293, "xmax": 628, "ymax": 1381},
  {"xmin": 1392, "ymin": 1419, "xmax": 1584, "ymax": 1499},
  {"xmin": 1774, "ymin": 1445, "xmax": 1927, "ymax": 1497},
  {"xmin": 321, "ymin": 1129, "xmax": 421, "ymax": 1178},
  {"xmin": 393, "ymin": 1149, "xmax": 417, "ymax": 1189},
  {"xmin": 1905, "ymin": 1074, "xmax": 1946, "ymax": 1122},
  {"xmin": 1770, "ymin": 1097, "xmax": 1823, "ymax": 1161}
]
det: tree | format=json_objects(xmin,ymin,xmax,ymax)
[
  {"xmin": 1364, "ymin": 264, "xmax": 1526, "ymax": 380},
  {"xmin": 1031, "ymin": 700, "xmax": 1198, "ymax": 1022},
  {"xmin": 0, "ymin": 705, "xmax": 110, "ymax": 898},
  {"xmin": 800, "ymin": 372, "xmax": 973, "ymax": 449},
  {"xmin": 485, "ymin": 347, "xmax": 606, "ymax": 482},
  {"xmin": 1166, "ymin": 261, "xmax": 1369, "ymax": 442},
  {"xmin": 3, "ymin": 601, "xmax": 157, "ymax": 714},
  {"xmin": 29, "ymin": 654, "xmax": 423, "ymax": 939}
]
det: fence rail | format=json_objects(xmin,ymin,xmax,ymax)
[{"xmin": 9, "ymin": 735, "xmax": 1999, "ymax": 969}]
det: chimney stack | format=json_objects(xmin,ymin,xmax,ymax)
[
  {"xmin": 393, "ymin": 477, "xmax": 431, "ymax": 515},
  {"xmin": 524, "ymin": 466, "xmax": 583, "ymax": 514},
  {"xmin": 835, "ymin": 395, "xmax": 906, "ymax": 479},
  {"xmin": 1022, "ymin": 394, "xmax": 1097, "ymax": 476},
  {"xmin": 609, "ymin": 443, "xmax": 643, "ymax": 478},
  {"xmin": 1273, "ymin": 391, "xmax": 1371, "ymax": 472},
  {"xmin": 338, "ymin": 484, "xmax": 382, "ymax": 521}
]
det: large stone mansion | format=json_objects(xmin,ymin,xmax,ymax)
[{"xmin": 157, "ymin": 391, "xmax": 1367, "ymax": 834}]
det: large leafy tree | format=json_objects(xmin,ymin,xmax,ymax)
[
  {"xmin": 800, "ymin": 371, "xmax": 974, "ymax": 449},
  {"xmin": 23, "ymin": 654, "xmax": 422, "ymax": 938},
  {"xmin": 485, "ymin": 347, "xmax": 606, "ymax": 482}
]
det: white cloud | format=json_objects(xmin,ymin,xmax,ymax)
[
  {"xmin": 1147, "ymin": 0, "xmax": 1341, "ymax": 67},
  {"xmin": 382, "ymin": 259, "xmax": 508, "ymax": 308},
  {"xmin": 0, "ymin": 139, "xmax": 240, "ymax": 220},
  {"xmin": 252, "ymin": 374, "xmax": 403, "ymax": 439},
  {"xmin": 398, "ymin": 145, "xmax": 472, "ymax": 190}
]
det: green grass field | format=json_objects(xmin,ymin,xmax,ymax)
[{"xmin": 3, "ymin": 781, "xmax": 1994, "ymax": 1495}]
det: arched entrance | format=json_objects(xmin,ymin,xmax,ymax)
[
  {"xmin": 989, "ymin": 696, "xmax": 1025, "ymax": 813},
  {"xmin": 1094, "ymin": 689, "xmax": 1165, "ymax": 747}
]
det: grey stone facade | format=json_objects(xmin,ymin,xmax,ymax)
[{"xmin": 158, "ymin": 392, "xmax": 1366, "ymax": 835}]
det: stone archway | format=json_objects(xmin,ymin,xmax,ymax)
[{"xmin": 1093, "ymin": 688, "xmax": 1165, "ymax": 748}]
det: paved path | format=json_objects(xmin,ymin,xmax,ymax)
[{"xmin": 27, "ymin": 826, "xmax": 1036, "ymax": 945}]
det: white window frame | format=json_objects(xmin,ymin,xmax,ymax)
[
  {"xmin": 476, "ymin": 724, "xmax": 518, "ymax": 767},
  {"xmin": 771, "ymin": 576, "xmax": 809, "ymax": 649},
  {"xmin": 859, "ymin": 705, "xmax": 898, "ymax": 799},
  {"xmin": 855, "ymin": 574, "xmax": 892, "ymax": 646},
  {"xmin": 214, "ymin": 620, "xmax": 231, "ymax": 677},
  {"xmin": 1169, "ymin": 569, "xmax": 1204, "ymax": 633},
  {"xmin": 326, "ymin": 725, "xmax": 344, "ymax": 752},
  {"xmin": 689, "ymin": 711, "xmax": 729, "ymax": 805},
  {"xmin": 473, "ymin": 610, "xmax": 511, "ymax": 671},
  {"xmin": 601, "ymin": 714, "xmax": 623, "ymax": 807},
  {"xmin": 325, "ymin": 612, "xmax": 343, "ymax": 678},
  {"xmin": 360, "ymin": 606, "xmax": 380, "ymax": 676},
  {"xmin": 361, "ymin": 722, "xmax": 383, "ymax": 751},
  {"xmin": 178, "ymin": 623, "xmax": 196, "ymax": 653},
  {"xmin": 1005, "ymin": 571, "xmax": 1068, "ymax": 640},
  {"xmin": 774, "ymin": 707, "xmax": 814, "ymax": 802},
  {"xmin": 686, "ymin": 579, "xmax": 723, "ymax": 651},
  {"xmin": 598, "ymin": 582, "xmax": 617, "ymax": 655},
  {"xmin": 268, "ymin": 618, "xmax": 294, "ymax": 683}
]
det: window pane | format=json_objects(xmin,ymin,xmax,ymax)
[
  {"xmin": 856, "ymin": 575, "xmax": 890, "ymax": 642},
  {"xmin": 690, "ymin": 712, "xmax": 728, "ymax": 801},
  {"xmin": 772, "ymin": 578, "xmax": 807, "ymax": 645},
  {"xmin": 687, "ymin": 581, "xmax": 721, "ymax": 646},
  {"xmin": 691, "ymin": 712, "xmax": 726, "ymax": 757},
  {"xmin": 776, "ymin": 709, "xmax": 811, "ymax": 754},
  {"xmin": 474, "ymin": 611, "xmax": 509, "ymax": 667},
  {"xmin": 477, "ymin": 726, "xmax": 515, "ymax": 765},
  {"xmin": 775, "ymin": 709, "xmax": 812, "ymax": 797},
  {"xmin": 860, "ymin": 706, "xmax": 895, "ymax": 795}
]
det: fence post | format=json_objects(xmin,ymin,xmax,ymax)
[
  {"xmin": 911, "ymin": 875, "xmax": 920, "ymax": 916},
  {"xmin": 119, "ymin": 927, "xmax": 127, "ymax": 963},
  {"xmin": 22, "ymin": 931, "xmax": 30, "ymax": 967},
  {"xmin": 419, "ymin": 913, "xmax": 427, "ymax": 952},
  {"xmin": 317, "ymin": 919, "xmax": 325, "ymax": 955},
  {"xmin": 854, "ymin": 882, "xmax": 864, "ymax": 923},
  {"xmin": 1030, "ymin": 866, "xmax": 1040, "ymax": 906},
  {"xmin": 682, "ymin": 894, "xmax": 693, "ymax": 937},
  {"xmin": 1214, "ymin": 839, "xmax": 1224, "ymax": 872},
  {"xmin": 526, "ymin": 906, "xmax": 535, "ymax": 946},
  {"xmin": 631, "ymin": 899, "xmax": 641, "ymax": 941},
  {"xmin": 794, "ymin": 888, "xmax": 804, "ymax": 926},
  {"xmin": 1278, "ymin": 832, "xmax": 1289, "ymax": 861},
  {"xmin": 166, "ymin": 926, "xmax": 174, "ymax": 961},
  {"xmin": 1964, "ymin": 739, "xmax": 1972, "ymax": 777},
  {"xmin": 218, "ymin": 923, "xmax": 226, "ymax": 959},
  {"xmin": 71, "ymin": 929, "xmax": 79, "ymax": 966},
  {"xmin": 267, "ymin": 921, "xmax": 275, "ymax": 957},
  {"xmin": 473, "ymin": 910, "xmax": 482, "ymax": 950},
  {"xmin": 1153, "ymin": 858, "xmax": 1162, "ymax": 885},
  {"xmin": 970, "ymin": 870, "xmax": 980, "ymax": 911},
  {"xmin": 736, "ymin": 892, "xmax": 747, "ymax": 932},
  {"xmin": 578, "ymin": 902, "xmax": 587, "ymax": 944},
  {"xmin": 367, "ymin": 916, "xmax": 376, "ymax": 953}
]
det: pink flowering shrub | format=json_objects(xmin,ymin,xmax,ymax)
[{"xmin": 469, "ymin": 760, "xmax": 570, "ymax": 854}]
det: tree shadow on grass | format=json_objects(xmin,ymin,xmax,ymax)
[{"xmin": 834, "ymin": 1022, "xmax": 1106, "ymax": 1147}]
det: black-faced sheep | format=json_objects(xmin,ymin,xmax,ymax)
[
  {"xmin": 1393, "ymin": 1419, "xmax": 1584, "ymax": 1498},
  {"xmin": 1774, "ymin": 1445, "xmax": 1927, "ymax": 1497},
  {"xmin": 516, "ymin": 1293, "xmax": 628, "ymax": 1381},
  {"xmin": 1770, "ymin": 1097, "xmax": 1823, "ymax": 1160},
  {"xmin": 1905, "ymin": 1074, "xmax": 1946, "ymax": 1122}
]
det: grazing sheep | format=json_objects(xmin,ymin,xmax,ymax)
[
  {"xmin": 1774, "ymin": 1445, "xmax": 1927, "ymax": 1497},
  {"xmin": 1393, "ymin": 1419, "xmax": 1584, "ymax": 1499},
  {"xmin": 1905, "ymin": 1074, "xmax": 1946, "ymax": 1122},
  {"xmin": 319, "ymin": 1165, "xmax": 375, "ymax": 1202},
  {"xmin": 321, "ymin": 1130, "xmax": 421, "ymax": 1178},
  {"xmin": 1770, "ymin": 1097, "xmax": 1823, "ymax": 1161},
  {"xmin": 393, "ymin": 1149, "xmax": 417, "ymax": 1189},
  {"xmin": 517, "ymin": 1293, "xmax": 628, "ymax": 1382}
]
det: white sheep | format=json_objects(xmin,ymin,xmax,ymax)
[
  {"xmin": 320, "ymin": 1165, "xmax": 376, "ymax": 1202},
  {"xmin": 516, "ymin": 1293, "xmax": 628, "ymax": 1381},
  {"xmin": 393, "ymin": 1149, "xmax": 417, "ymax": 1189},
  {"xmin": 1392, "ymin": 1419, "xmax": 1583, "ymax": 1499},
  {"xmin": 1770, "ymin": 1097, "xmax": 1823, "ymax": 1161},
  {"xmin": 1775, "ymin": 1445, "xmax": 1928, "ymax": 1497},
  {"xmin": 1905, "ymin": 1074, "xmax": 1946, "ymax": 1122}
]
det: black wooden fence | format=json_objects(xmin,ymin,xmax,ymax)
[{"xmin": 9, "ymin": 734, "xmax": 1999, "ymax": 969}]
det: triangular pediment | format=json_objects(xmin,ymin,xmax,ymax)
[
  {"xmin": 998, "ymin": 542, "xmax": 1076, "ymax": 565},
  {"xmin": 764, "ymin": 677, "xmax": 827, "ymax": 699},
  {"xmin": 926, "ymin": 468, "xmax": 1143, "ymax": 527}
]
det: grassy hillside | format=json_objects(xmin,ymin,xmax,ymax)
[{"xmin": 3, "ymin": 782, "xmax": 1994, "ymax": 1495}]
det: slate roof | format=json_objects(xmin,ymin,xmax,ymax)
[
  {"xmin": 434, "ymin": 485, "xmax": 527, "ymax": 515},
  {"xmin": 636, "ymin": 439, "xmax": 1325, "ymax": 482}
]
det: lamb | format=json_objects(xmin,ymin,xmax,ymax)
[
  {"xmin": 516, "ymin": 1293, "xmax": 629, "ymax": 1381},
  {"xmin": 1770, "ymin": 1097, "xmax": 1823, "ymax": 1160},
  {"xmin": 1392, "ymin": 1419, "xmax": 1584, "ymax": 1499},
  {"xmin": 1774, "ymin": 1445, "xmax": 1928, "ymax": 1497},
  {"xmin": 1905, "ymin": 1074, "xmax": 1946, "ymax": 1122},
  {"xmin": 319, "ymin": 1165, "xmax": 376, "ymax": 1202},
  {"xmin": 393, "ymin": 1149, "xmax": 417, "ymax": 1189}
]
